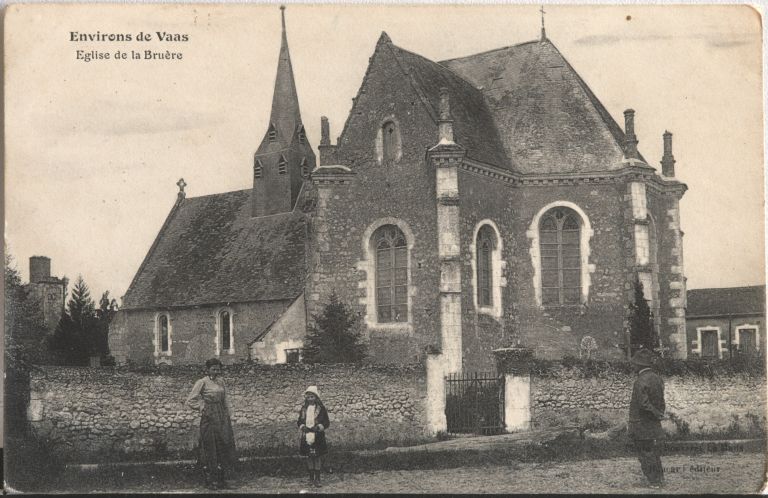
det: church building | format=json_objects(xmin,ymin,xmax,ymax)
[{"xmin": 109, "ymin": 8, "xmax": 688, "ymax": 371}]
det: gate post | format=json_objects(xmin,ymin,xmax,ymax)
[
  {"xmin": 494, "ymin": 347, "xmax": 533, "ymax": 432},
  {"xmin": 426, "ymin": 352, "xmax": 447, "ymax": 434}
]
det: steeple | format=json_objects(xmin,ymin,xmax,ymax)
[
  {"xmin": 252, "ymin": 5, "xmax": 316, "ymax": 218},
  {"xmin": 269, "ymin": 5, "xmax": 302, "ymax": 143}
]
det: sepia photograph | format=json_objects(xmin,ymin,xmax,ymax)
[{"xmin": 4, "ymin": 3, "xmax": 766, "ymax": 493}]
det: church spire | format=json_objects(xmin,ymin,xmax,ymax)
[{"xmin": 269, "ymin": 5, "xmax": 302, "ymax": 143}]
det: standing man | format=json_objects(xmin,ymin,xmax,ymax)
[{"xmin": 628, "ymin": 348, "xmax": 666, "ymax": 488}]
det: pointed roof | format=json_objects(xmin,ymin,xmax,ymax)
[
  {"xmin": 122, "ymin": 189, "xmax": 308, "ymax": 310},
  {"xmin": 268, "ymin": 6, "xmax": 302, "ymax": 144},
  {"xmin": 372, "ymin": 33, "xmax": 510, "ymax": 168},
  {"xmin": 441, "ymin": 38, "xmax": 628, "ymax": 174}
]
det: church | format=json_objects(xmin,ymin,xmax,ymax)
[{"xmin": 109, "ymin": 8, "xmax": 688, "ymax": 371}]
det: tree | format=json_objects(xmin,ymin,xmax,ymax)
[
  {"xmin": 51, "ymin": 275, "xmax": 99, "ymax": 365},
  {"xmin": 4, "ymin": 253, "xmax": 51, "ymax": 369},
  {"xmin": 303, "ymin": 292, "xmax": 367, "ymax": 364},
  {"xmin": 628, "ymin": 275, "xmax": 658, "ymax": 355}
]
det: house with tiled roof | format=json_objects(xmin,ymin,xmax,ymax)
[
  {"xmin": 110, "ymin": 9, "xmax": 689, "ymax": 370},
  {"xmin": 685, "ymin": 286, "xmax": 765, "ymax": 359}
]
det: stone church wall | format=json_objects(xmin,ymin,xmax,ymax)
[
  {"xmin": 456, "ymin": 175, "xmax": 633, "ymax": 370},
  {"xmin": 307, "ymin": 41, "xmax": 444, "ymax": 365},
  {"xmin": 532, "ymin": 368, "xmax": 766, "ymax": 434},
  {"xmin": 110, "ymin": 300, "xmax": 294, "ymax": 365},
  {"xmin": 27, "ymin": 364, "xmax": 427, "ymax": 462}
]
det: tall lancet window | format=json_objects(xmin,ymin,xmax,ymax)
[
  {"xmin": 155, "ymin": 313, "xmax": 171, "ymax": 356},
  {"xmin": 268, "ymin": 123, "xmax": 277, "ymax": 142},
  {"xmin": 382, "ymin": 121, "xmax": 397, "ymax": 164},
  {"xmin": 254, "ymin": 160, "xmax": 263, "ymax": 179},
  {"xmin": 374, "ymin": 225, "xmax": 408, "ymax": 322},
  {"xmin": 540, "ymin": 207, "xmax": 581, "ymax": 305},
  {"xmin": 476, "ymin": 226, "xmax": 495, "ymax": 307},
  {"xmin": 298, "ymin": 125, "xmax": 306, "ymax": 144},
  {"xmin": 219, "ymin": 310, "xmax": 232, "ymax": 353},
  {"xmin": 278, "ymin": 155, "xmax": 287, "ymax": 175},
  {"xmin": 300, "ymin": 158, "xmax": 309, "ymax": 178}
]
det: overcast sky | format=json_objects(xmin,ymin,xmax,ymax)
[{"xmin": 5, "ymin": 3, "xmax": 764, "ymax": 303}]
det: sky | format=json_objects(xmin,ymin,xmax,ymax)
[{"xmin": 5, "ymin": 3, "xmax": 765, "ymax": 303}]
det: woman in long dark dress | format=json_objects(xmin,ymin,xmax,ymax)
[
  {"xmin": 297, "ymin": 386, "xmax": 330, "ymax": 488},
  {"xmin": 186, "ymin": 358, "xmax": 237, "ymax": 490}
]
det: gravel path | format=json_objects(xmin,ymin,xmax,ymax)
[{"xmin": 83, "ymin": 451, "xmax": 765, "ymax": 494}]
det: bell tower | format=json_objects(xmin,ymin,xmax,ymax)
[{"xmin": 252, "ymin": 6, "xmax": 316, "ymax": 217}]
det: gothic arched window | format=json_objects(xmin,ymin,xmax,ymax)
[
  {"xmin": 268, "ymin": 123, "xmax": 277, "ymax": 142},
  {"xmin": 374, "ymin": 225, "xmax": 408, "ymax": 322},
  {"xmin": 539, "ymin": 207, "xmax": 581, "ymax": 305},
  {"xmin": 382, "ymin": 121, "xmax": 397, "ymax": 164},
  {"xmin": 278, "ymin": 155, "xmax": 287, "ymax": 175},
  {"xmin": 254, "ymin": 159, "xmax": 263, "ymax": 179},
  {"xmin": 301, "ymin": 158, "xmax": 309, "ymax": 178},
  {"xmin": 476, "ymin": 225, "xmax": 496, "ymax": 307},
  {"xmin": 219, "ymin": 310, "xmax": 233, "ymax": 354},
  {"xmin": 156, "ymin": 314, "xmax": 171, "ymax": 355}
]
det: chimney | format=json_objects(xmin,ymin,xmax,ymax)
[
  {"xmin": 661, "ymin": 131, "xmax": 676, "ymax": 177},
  {"xmin": 320, "ymin": 116, "xmax": 330, "ymax": 146},
  {"xmin": 318, "ymin": 116, "xmax": 337, "ymax": 165},
  {"xmin": 623, "ymin": 109, "xmax": 639, "ymax": 159},
  {"xmin": 438, "ymin": 87, "xmax": 454, "ymax": 143},
  {"xmin": 30, "ymin": 256, "xmax": 51, "ymax": 283}
]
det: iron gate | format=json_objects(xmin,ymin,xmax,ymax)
[{"xmin": 445, "ymin": 371, "xmax": 505, "ymax": 435}]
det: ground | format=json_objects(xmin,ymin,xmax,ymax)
[{"xmin": 77, "ymin": 452, "xmax": 764, "ymax": 494}]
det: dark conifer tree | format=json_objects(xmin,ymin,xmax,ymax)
[
  {"xmin": 303, "ymin": 292, "xmax": 367, "ymax": 364},
  {"xmin": 51, "ymin": 275, "xmax": 97, "ymax": 365},
  {"xmin": 628, "ymin": 274, "xmax": 658, "ymax": 354}
]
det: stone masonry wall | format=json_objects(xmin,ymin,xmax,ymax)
[
  {"xmin": 306, "ymin": 38, "xmax": 443, "ymax": 365},
  {"xmin": 532, "ymin": 367, "xmax": 766, "ymax": 433},
  {"xmin": 28, "ymin": 364, "xmax": 427, "ymax": 462},
  {"xmin": 110, "ymin": 300, "xmax": 292, "ymax": 365}
]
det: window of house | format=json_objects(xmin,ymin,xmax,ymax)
[
  {"xmin": 700, "ymin": 328, "xmax": 720, "ymax": 359},
  {"xmin": 476, "ymin": 225, "xmax": 495, "ymax": 307},
  {"xmin": 268, "ymin": 123, "xmax": 277, "ymax": 142},
  {"xmin": 539, "ymin": 207, "xmax": 581, "ymax": 305},
  {"xmin": 157, "ymin": 314, "xmax": 171, "ymax": 355},
  {"xmin": 374, "ymin": 224, "xmax": 408, "ymax": 322},
  {"xmin": 219, "ymin": 310, "xmax": 233, "ymax": 354},
  {"xmin": 285, "ymin": 348, "xmax": 303, "ymax": 363},
  {"xmin": 254, "ymin": 160, "xmax": 263, "ymax": 179},
  {"xmin": 278, "ymin": 155, "xmax": 287, "ymax": 175},
  {"xmin": 301, "ymin": 158, "xmax": 309, "ymax": 178},
  {"xmin": 382, "ymin": 121, "xmax": 397, "ymax": 164},
  {"xmin": 736, "ymin": 326, "xmax": 760, "ymax": 356}
]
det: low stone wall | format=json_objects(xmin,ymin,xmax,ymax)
[
  {"xmin": 531, "ymin": 367, "xmax": 766, "ymax": 434},
  {"xmin": 28, "ymin": 364, "xmax": 427, "ymax": 462}
]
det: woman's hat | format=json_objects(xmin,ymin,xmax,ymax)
[{"xmin": 305, "ymin": 386, "xmax": 320, "ymax": 397}]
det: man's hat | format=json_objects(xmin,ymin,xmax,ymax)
[{"xmin": 630, "ymin": 348, "xmax": 656, "ymax": 367}]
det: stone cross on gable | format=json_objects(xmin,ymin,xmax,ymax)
[
  {"xmin": 540, "ymin": 5, "xmax": 547, "ymax": 40},
  {"xmin": 177, "ymin": 178, "xmax": 187, "ymax": 198}
]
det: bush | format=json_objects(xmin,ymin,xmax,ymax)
[{"xmin": 525, "ymin": 355, "xmax": 765, "ymax": 378}]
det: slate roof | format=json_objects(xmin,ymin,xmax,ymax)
[
  {"xmin": 122, "ymin": 189, "xmax": 307, "ymax": 310},
  {"xmin": 686, "ymin": 286, "xmax": 766, "ymax": 318},
  {"xmin": 386, "ymin": 40, "xmax": 510, "ymax": 169},
  {"xmin": 438, "ymin": 38, "xmax": 631, "ymax": 174}
]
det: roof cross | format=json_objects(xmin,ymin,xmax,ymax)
[
  {"xmin": 177, "ymin": 178, "xmax": 187, "ymax": 194},
  {"xmin": 540, "ymin": 5, "xmax": 547, "ymax": 40}
]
